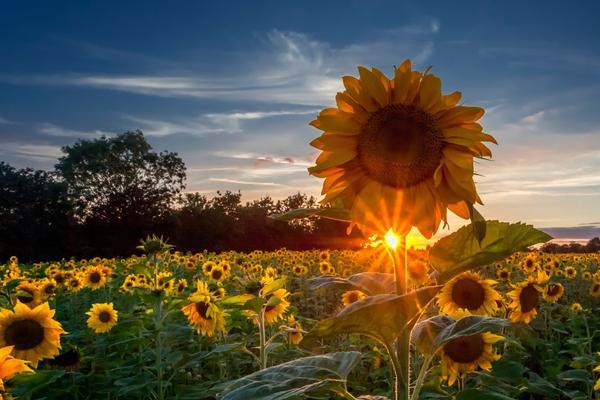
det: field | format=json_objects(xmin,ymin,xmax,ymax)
[{"xmin": 2, "ymin": 239, "xmax": 600, "ymax": 400}]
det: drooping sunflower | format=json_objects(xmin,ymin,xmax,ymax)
[
  {"xmin": 181, "ymin": 281, "xmax": 227, "ymax": 337},
  {"xmin": 263, "ymin": 289, "xmax": 290, "ymax": 325},
  {"xmin": 341, "ymin": 290, "xmax": 367, "ymax": 306},
  {"xmin": 507, "ymin": 274, "xmax": 546, "ymax": 324},
  {"xmin": 0, "ymin": 345, "xmax": 33, "ymax": 392},
  {"xmin": 308, "ymin": 60, "xmax": 496, "ymax": 237},
  {"xmin": 437, "ymin": 272, "xmax": 501, "ymax": 317},
  {"xmin": 542, "ymin": 282, "xmax": 564, "ymax": 303},
  {"xmin": 0, "ymin": 301, "xmax": 66, "ymax": 368},
  {"xmin": 286, "ymin": 315, "xmax": 303, "ymax": 345},
  {"xmin": 440, "ymin": 331, "xmax": 504, "ymax": 386},
  {"xmin": 14, "ymin": 282, "xmax": 42, "ymax": 308},
  {"xmin": 83, "ymin": 266, "xmax": 107, "ymax": 290},
  {"xmin": 86, "ymin": 303, "xmax": 118, "ymax": 334}
]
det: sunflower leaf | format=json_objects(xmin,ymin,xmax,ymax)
[
  {"xmin": 218, "ymin": 352, "xmax": 361, "ymax": 400},
  {"xmin": 269, "ymin": 207, "xmax": 352, "ymax": 223},
  {"xmin": 261, "ymin": 277, "xmax": 287, "ymax": 296},
  {"xmin": 469, "ymin": 204, "xmax": 486, "ymax": 244},
  {"xmin": 301, "ymin": 286, "xmax": 440, "ymax": 348},
  {"xmin": 430, "ymin": 221, "xmax": 552, "ymax": 283},
  {"xmin": 309, "ymin": 272, "xmax": 396, "ymax": 295}
]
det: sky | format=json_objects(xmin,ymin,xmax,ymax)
[{"xmin": 1, "ymin": 1, "xmax": 600, "ymax": 240}]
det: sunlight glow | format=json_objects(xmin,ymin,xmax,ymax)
[{"xmin": 384, "ymin": 228, "xmax": 399, "ymax": 250}]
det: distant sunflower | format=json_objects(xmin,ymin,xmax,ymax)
[
  {"xmin": 14, "ymin": 282, "xmax": 42, "ymax": 308},
  {"xmin": 38, "ymin": 279, "xmax": 57, "ymax": 300},
  {"xmin": 86, "ymin": 303, "xmax": 118, "ymax": 334},
  {"xmin": 308, "ymin": 60, "xmax": 496, "ymax": 237},
  {"xmin": 570, "ymin": 303, "xmax": 583, "ymax": 313},
  {"xmin": 437, "ymin": 272, "xmax": 501, "ymax": 317},
  {"xmin": 543, "ymin": 282, "xmax": 564, "ymax": 303},
  {"xmin": 286, "ymin": 315, "xmax": 303, "ymax": 345},
  {"xmin": 67, "ymin": 275, "xmax": 83, "ymax": 292},
  {"xmin": 507, "ymin": 275, "xmax": 545, "ymax": 323},
  {"xmin": 521, "ymin": 255, "xmax": 538, "ymax": 275},
  {"xmin": 181, "ymin": 281, "xmax": 226, "ymax": 337},
  {"xmin": 84, "ymin": 266, "xmax": 107, "ymax": 290},
  {"xmin": 440, "ymin": 332, "xmax": 504, "ymax": 386},
  {"xmin": 565, "ymin": 266, "xmax": 577, "ymax": 279},
  {"xmin": 341, "ymin": 290, "xmax": 367, "ymax": 306},
  {"xmin": 202, "ymin": 261, "xmax": 216, "ymax": 276},
  {"xmin": 583, "ymin": 271, "xmax": 592, "ymax": 281},
  {"xmin": 0, "ymin": 345, "xmax": 33, "ymax": 392},
  {"xmin": 589, "ymin": 282, "xmax": 600, "ymax": 298},
  {"xmin": 209, "ymin": 266, "xmax": 226, "ymax": 283},
  {"xmin": 496, "ymin": 268, "xmax": 511, "ymax": 281},
  {"xmin": 0, "ymin": 302, "xmax": 65, "ymax": 368},
  {"xmin": 263, "ymin": 289, "xmax": 290, "ymax": 325}
]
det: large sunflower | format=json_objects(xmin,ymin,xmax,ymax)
[
  {"xmin": 0, "ymin": 345, "xmax": 33, "ymax": 392},
  {"xmin": 83, "ymin": 266, "xmax": 107, "ymax": 290},
  {"xmin": 437, "ymin": 271, "xmax": 501, "ymax": 317},
  {"xmin": 440, "ymin": 331, "xmax": 504, "ymax": 386},
  {"xmin": 308, "ymin": 60, "xmax": 496, "ymax": 237},
  {"xmin": 86, "ymin": 303, "xmax": 118, "ymax": 333},
  {"xmin": 0, "ymin": 302, "xmax": 65, "ymax": 368},
  {"xmin": 263, "ymin": 289, "xmax": 290, "ymax": 325}
]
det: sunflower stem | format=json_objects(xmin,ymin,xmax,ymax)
[
  {"xmin": 259, "ymin": 306, "xmax": 267, "ymax": 369},
  {"xmin": 411, "ymin": 354, "xmax": 434, "ymax": 400}
]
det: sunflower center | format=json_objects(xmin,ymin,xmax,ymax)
[
  {"xmin": 89, "ymin": 272, "xmax": 102, "ymax": 283},
  {"xmin": 519, "ymin": 284, "xmax": 540, "ymax": 313},
  {"xmin": 451, "ymin": 278, "xmax": 485, "ymax": 310},
  {"xmin": 357, "ymin": 104, "xmax": 443, "ymax": 188},
  {"xmin": 546, "ymin": 284, "xmax": 560, "ymax": 297},
  {"xmin": 443, "ymin": 334, "xmax": 485, "ymax": 364},
  {"xmin": 4, "ymin": 319, "xmax": 45, "ymax": 350},
  {"xmin": 98, "ymin": 311, "xmax": 112, "ymax": 323},
  {"xmin": 195, "ymin": 301, "xmax": 212, "ymax": 320},
  {"xmin": 212, "ymin": 270, "xmax": 222, "ymax": 280}
]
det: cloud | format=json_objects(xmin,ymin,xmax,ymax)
[
  {"xmin": 520, "ymin": 110, "xmax": 545, "ymax": 125},
  {"xmin": 215, "ymin": 151, "xmax": 314, "ymax": 167},
  {"xmin": 208, "ymin": 178, "xmax": 284, "ymax": 187},
  {"xmin": 0, "ymin": 142, "xmax": 62, "ymax": 160},
  {"xmin": 540, "ymin": 226, "xmax": 600, "ymax": 239},
  {"xmin": 125, "ymin": 108, "xmax": 319, "ymax": 136},
  {"xmin": 0, "ymin": 26, "xmax": 437, "ymax": 106},
  {"xmin": 39, "ymin": 123, "xmax": 112, "ymax": 138},
  {"xmin": 0, "ymin": 116, "xmax": 11, "ymax": 124}
]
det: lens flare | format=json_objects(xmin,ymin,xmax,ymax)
[{"xmin": 385, "ymin": 228, "xmax": 399, "ymax": 250}]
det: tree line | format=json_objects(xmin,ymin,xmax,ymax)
[{"xmin": 0, "ymin": 131, "xmax": 360, "ymax": 262}]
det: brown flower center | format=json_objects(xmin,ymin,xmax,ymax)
[
  {"xmin": 546, "ymin": 284, "xmax": 561, "ymax": 297},
  {"xmin": 195, "ymin": 302, "xmax": 212, "ymax": 320},
  {"xmin": 98, "ymin": 311, "xmax": 112, "ymax": 323},
  {"xmin": 4, "ymin": 319, "xmax": 45, "ymax": 350},
  {"xmin": 519, "ymin": 284, "xmax": 540, "ymax": 313},
  {"xmin": 451, "ymin": 278, "xmax": 485, "ymax": 310},
  {"xmin": 357, "ymin": 104, "xmax": 444, "ymax": 188},
  {"xmin": 89, "ymin": 272, "xmax": 102, "ymax": 284},
  {"xmin": 211, "ymin": 269, "xmax": 222, "ymax": 280},
  {"xmin": 443, "ymin": 334, "xmax": 485, "ymax": 363}
]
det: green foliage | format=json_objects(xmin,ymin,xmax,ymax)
[
  {"xmin": 219, "ymin": 352, "xmax": 361, "ymax": 400},
  {"xmin": 309, "ymin": 272, "xmax": 396, "ymax": 295},
  {"xmin": 429, "ymin": 221, "xmax": 552, "ymax": 283},
  {"xmin": 301, "ymin": 286, "xmax": 440, "ymax": 347}
]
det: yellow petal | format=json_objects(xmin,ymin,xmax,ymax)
[
  {"xmin": 358, "ymin": 66, "xmax": 389, "ymax": 107},
  {"xmin": 419, "ymin": 74, "xmax": 443, "ymax": 113}
]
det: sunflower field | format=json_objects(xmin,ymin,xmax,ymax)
[{"xmin": 2, "ymin": 61, "xmax": 600, "ymax": 400}]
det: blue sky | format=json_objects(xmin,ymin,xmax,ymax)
[{"xmin": 1, "ymin": 1, "xmax": 600, "ymax": 238}]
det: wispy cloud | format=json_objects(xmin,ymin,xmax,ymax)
[
  {"xmin": 208, "ymin": 178, "xmax": 284, "ymax": 187},
  {"xmin": 216, "ymin": 151, "xmax": 314, "ymax": 167},
  {"xmin": 0, "ymin": 116, "xmax": 11, "ymax": 124},
  {"xmin": 125, "ymin": 108, "xmax": 319, "ymax": 136},
  {"xmin": 0, "ymin": 142, "xmax": 62, "ymax": 160},
  {"xmin": 39, "ymin": 123, "xmax": 112, "ymax": 138},
  {"xmin": 0, "ymin": 26, "xmax": 437, "ymax": 106}
]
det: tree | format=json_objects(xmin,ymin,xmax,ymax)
[
  {"xmin": 0, "ymin": 162, "xmax": 71, "ymax": 261},
  {"xmin": 55, "ymin": 131, "xmax": 186, "ymax": 255}
]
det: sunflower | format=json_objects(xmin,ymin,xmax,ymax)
[
  {"xmin": 437, "ymin": 272, "xmax": 501, "ymax": 317},
  {"xmin": 83, "ymin": 266, "xmax": 107, "ymax": 290},
  {"xmin": 14, "ymin": 282, "xmax": 42, "ymax": 308},
  {"xmin": 565, "ymin": 266, "xmax": 577, "ymax": 279},
  {"xmin": 181, "ymin": 286, "xmax": 226, "ymax": 337},
  {"xmin": 38, "ymin": 279, "xmax": 57, "ymax": 300},
  {"xmin": 308, "ymin": 60, "xmax": 496, "ymax": 238},
  {"xmin": 176, "ymin": 279, "xmax": 188, "ymax": 295},
  {"xmin": 319, "ymin": 261, "xmax": 334, "ymax": 275},
  {"xmin": 521, "ymin": 255, "xmax": 538, "ymax": 275},
  {"xmin": 292, "ymin": 264, "xmax": 308, "ymax": 276},
  {"xmin": 0, "ymin": 302, "xmax": 65, "ymax": 368},
  {"xmin": 341, "ymin": 290, "xmax": 367, "ymax": 306},
  {"xmin": 496, "ymin": 268, "xmax": 511, "ymax": 281},
  {"xmin": 209, "ymin": 265, "xmax": 226, "ymax": 283},
  {"xmin": 86, "ymin": 303, "xmax": 118, "ymax": 334},
  {"xmin": 286, "ymin": 315, "xmax": 303, "ymax": 345},
  {"xmin": 202, "ymin": 261, "xmax": 216, "ymax": 276},
  {"xmin": 440, "ymin": 331, "xmax": 504, "ymax": 386},
  {"xmin": 543, "ymin": 282, "xmax": 564, "ymax": 303},
  {"xmin": 0, "ymin": 345, "xmax": 33, "ymax": 392},
  {"xmin": 594, "ymin": 360, "xmax": 600, "ymax": 392},
  {"xmin": 67, "ymin": 275, "xmax": 83, "ymax": 292},
  {"xmin": 583, "ymin": 271, "xmax": 592, "ymax": 281},
  {"xmin": 590, "ymin": 282, "xmax": 600, "ymax": 297},
  {"xmin": 570, "ymin": 303, "xmax": 583, "ymax": 313},
  {"xmin": 507, "ymin": 274, "xmax": 546, "ymax": 323},
  {"xmin": 263, "ymin": 289, "xmax": 290, "ymax": 325}
]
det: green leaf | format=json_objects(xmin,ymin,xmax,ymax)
[
  {"xmin": 9, "ymin": 370, "xmax": 66, "ymax": 397},
  {"xmin": 309, "ymin": 272, "xmax": 396, "ymax": 295},
  {"xmin": 220, "ymin": 294, "xmax": 256, "ymax": 306},
  {"xmin": 301, "ymin": 286, "xmax": 440, "ymax": 348},
  {"xmin": 270, "ymin": 207, "xmax": 352, "ymax": 223},
  {"xmin": 469, "ymin": 204, "xmax": 486, "ymax": 244},
  {"xmin": 243, "ymin": 297, "xmax": 266, "ymax": 313},
  {"xmin": 456, "ymin": 389, "xmax": 516, "ymax": 400},
  {"xmin": 525, "ymin": 372, "xmax": 563, "ymax": 398},
  {"xmin": 556, "ymin": 369, "xmax": 591, "ymax": 383},
  {"xmin": 261, "ymin": 277, "xmax": 287, "ymax": 297},
  {"xmin": 430, "ymin": 221, "xmax": 552, "ymax": 283},
  {"xmin": 219, "ymin": 352, "xmax": 361, "ymax": 400},
  {"xmin": 412, "ymin": 315, "xmax": 510, "ymax": 355}
]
